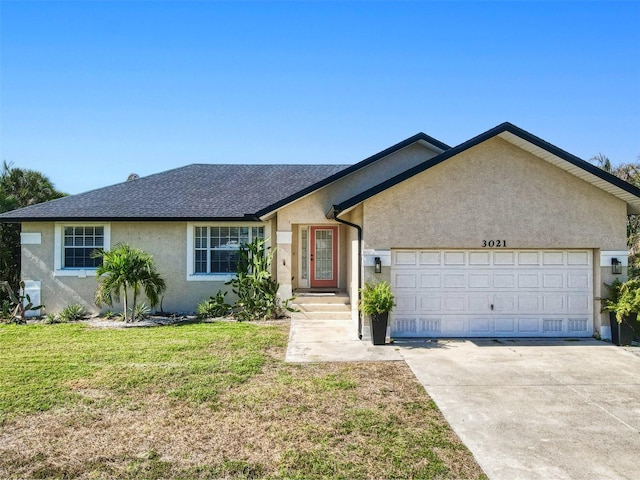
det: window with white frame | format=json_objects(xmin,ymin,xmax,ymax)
[
  {"xmin": 54, "ymin": 223, "xmax": 111, "ymax": 276},
  {"xmin": 63, "ymin": 226, "xmax": 105, "ymax": 268},
  {"xmin": 194, "ymin": 225, "xmax": 264, "ymax": 274}
]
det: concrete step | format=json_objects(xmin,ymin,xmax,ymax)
[
  {"xmin": 293, "ymin": 292, "xmax": 350, "ymax": 305},
  {"xmin": 295, "ymin": 303, "xmax": 352, "ymax": 313},
  {"xmin": 293, "ymin": 311, "xmax": 352, "ymax": 321}
]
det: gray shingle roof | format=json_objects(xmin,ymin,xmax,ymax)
[{"xmin": 0, "ymin": 164, "xmax": 350, "ymax": 221}]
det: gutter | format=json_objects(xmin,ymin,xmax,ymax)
[{"xmin": 330, "ymin": 205, "xmax": 364, "ymax": 340}]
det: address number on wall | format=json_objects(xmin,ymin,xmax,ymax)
[{"xmin": 482, "ymin": 240, "xmax": 507, "ymax": 248}]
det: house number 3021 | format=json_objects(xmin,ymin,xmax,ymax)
[{"xmin": 482, "ymin": 240, "xmax": 507, "ymax": 248}]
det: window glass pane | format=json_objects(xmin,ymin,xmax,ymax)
[
  {"xmin": 194, "ymin": 224, "xmax": 264, "ymax": 274},
  {"xmin": 63, "ymin": 226, "xmax": 104, "ymax": 268},
  {"xmin": 301, "ymin": 228, "xmax": 308, "ymax": 280}
]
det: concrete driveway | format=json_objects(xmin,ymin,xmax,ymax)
[{"xmin": 399, "ymin": 339, "xmax": 640, "ymax": 480}]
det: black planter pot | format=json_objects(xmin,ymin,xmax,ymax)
[
  {"xmin": 369, "ymin": 312, "xmax": 389, "ymax": 345},
  {"xmin": 609, "ymin": 312, "xmax": 636, "ymax": 346}
]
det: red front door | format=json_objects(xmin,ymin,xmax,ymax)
[{"xmin": 310, "ymin": 226, "xmax": 338, "ymax": 288}]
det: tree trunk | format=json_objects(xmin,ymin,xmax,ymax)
[{"xmin": 123, "ymin": 288, "xmax": 129, "ymax": 323}]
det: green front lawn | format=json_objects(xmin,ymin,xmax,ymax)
[{"xmin": 0, "ymin": 322, "xmax": 485, "ymax": 479}]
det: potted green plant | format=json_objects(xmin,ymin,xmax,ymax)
[
  {"xmin": 602, "ymin": 278, "xmax": 638, "ymax": 346},
  {"xmin": 360, "ymin": 281, "xmax": 395, "ymax": 345}
]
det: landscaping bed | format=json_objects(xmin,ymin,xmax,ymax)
[{"xmin": 0, "ymin": 321, "xmax": 485, "ymax": 479}]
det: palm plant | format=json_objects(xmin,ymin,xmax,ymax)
[
  {"xmin": 94, "ymin": 243, "xmax": 167, "ymax": 322},
  {"xmin": 0, "ymin": 161, "xmax": 65, "ymax": 292}
]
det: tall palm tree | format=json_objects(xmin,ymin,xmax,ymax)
[
  {"xmin": 94, "ymin": 243, "xmax": 167, "ymax": 322},
  {"xmin": 0, "ymin": 162, "xmax": 65, "ymax": 291}
]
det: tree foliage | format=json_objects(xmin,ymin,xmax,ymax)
[
  {"xmin": 592, "ymin": 153, "xmax": 640, "ymax": 277},
  {"xmin": 0, "ymin": 162, "xmax": 65, "ymax": 291},
  {"xmin": 226, "ymin": 237, "xmax": 294, "ymax": 321},
  {"xmin": 94, "ymin": 243, "xmax": 167, "ymax": 322}
]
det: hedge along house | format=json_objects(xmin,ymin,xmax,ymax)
[{"xmin": 2, "ymin": 122, "xmax": 640, "ymax": 341}]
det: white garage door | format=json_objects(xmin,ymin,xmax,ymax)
[{"xmin": 391, "ymin": 250, "xmax": 593, "ymax": 338}]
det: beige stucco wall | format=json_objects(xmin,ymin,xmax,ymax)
[
  {"xmin": 275, "ymin": 143, "xmax": 440, "ymax": 230},
  {"xmin": 360, "ymin": 137, "xmax": 629, "ymax": 334},
  {"xmin": 275, "ymin": 143, "xmax": 441, "ymax": 292},
  {"xmin": 21, "ymin": 221, "xmax": 276, "ymax": 316},
  {"xmin": 362, "ymin": 138, "xmax": 627, "ymax": 250}
]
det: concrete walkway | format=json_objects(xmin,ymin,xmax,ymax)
[
  {"xmin": 285, "ymin": 308, "xmax": 403, "ymax": 362},
  {"xmin": 285, "ymin": 312, "xmax": 640, "ymax": 479}
]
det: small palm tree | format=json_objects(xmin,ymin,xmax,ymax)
[{"xmin": 94, "ymin": 243, "xmax": 167, "ymax": 322}]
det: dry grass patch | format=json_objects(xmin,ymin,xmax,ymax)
[{"xmin": 0, "ymin": 322, "xmax": 485, "ymax": 479}]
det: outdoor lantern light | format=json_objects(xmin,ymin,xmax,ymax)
[
  {"xmin": 611, "ymin": 258, "xmax": 622, "ymax": 275},
  {"xmin": 374, "ymin": 257, "xmax": 382, "ymax": 274}
]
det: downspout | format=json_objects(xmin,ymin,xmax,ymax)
[{"xmin": 332, "ymin": 206, "xmax": 364, "ymax": 340}]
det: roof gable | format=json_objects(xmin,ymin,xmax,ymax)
[
  {"xmin": 254, "ymin": 132, "xmax": 450, "ymax": 218},
  {"xmin": 333, "ymin": 122, "xmax": 640, "ymax": 216}
]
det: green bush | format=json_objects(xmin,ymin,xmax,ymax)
[
  {"xmin": 58, "ymin": 304, "xmax": 88, "ymax": 322},
  {"xmin": 197, "ymin": 291, "xmax": 231, "ymax": 319},
  {"xmin": 359, "ymin": 282, "xmax": 395, "ymax": 315},
  {"xmin": 227, "ymin": 238, "xmax": 295, "ymax": 322},
  {"xmin": 132, "ymin": 302, "xmax": 151, "ymax": 321}
]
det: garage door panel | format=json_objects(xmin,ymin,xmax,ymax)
[
  {"xmin": 469, "ymin": 295, "xmax": 491, "ymax": 311},
  {"xmin": 568, "ymin": 318, "xmax": 589, "ymax": 332},
  {"xmin": 518, "ymin": 274, "xmax": 539, "ymax": 288},
  {"xmin": 470, "ymin": 273, "xmax": 491, "ymax": 288},
  {"xmin": 518, "ymin": 318, "xmax": 541, "ymax": 333},
  {"xmin": 469, "ymin": 252, "xmax": 491, "ymax": 265},
  {"xmin": 444, "ymin": 251, "xmax": 466, "ymax": 265},
  {"xmin": 568, "ymin": 251, "xmax": 590, "ymax": 265},
  {"xmin": 543, "ymin": 295, "xmax": 564, "ymax": 312},
  {"xmin": 420, "ymin": 296, "xmax": 441, "ymax": 311},
  {"xmin": 567, "ymin": 295, "xmax": 589, "ymax": 313},
  {"xmin": 543, "ymin": 318, "xmax": 563, "ymax": 333},
  {"xmin": 420, "ymin": 274, "xmax": 441, "ymax": 288},
  {"xmin": 494, "ymin": 295, "xmax": 515, "ymax": 311},
  {"xmin": 567, "ymin": 273, "xmax": 589, "ymax": 289},
  {"xmin": 395, "ymin": 295, "xmax": 417, "ymax": 311},
  {"xmin": 444, "ymin": 273, "xmax": 467, "ymax": 288},
  {"xmin": 391, "ymin": 249, "xmax": 593, "ymax": 338},
  {"xmin": 395, "ymin": 251, "xmax": 418, "ymax": 265},
  {"xmin": 494, "ymin": 318, "xmax": 516, "ymax": 333},
  {"xmin": 543, "ymin": 251, "xmax": 564, "ymax": 265},
  {"xmin": 494, "ymin": 273, "xmax": 516, "ymax": 288},
  {"xmin": 469, "ymin": 318, "xmax": 491, "ymax": 332},
  {"xmin": 494, "ymin": 251, "xmax": 516, "ymax": 265},
  {"xmin": 444, "ymin": 297, "xmax": 465, "ymax": 311},
  {"xmin": 419, "ymin": 251, "xmax": 441, "ymax": 265},
  {"xmin": 518, "ymin": 251, "xmax": 540, "ymax": 265},
  {"xmin": 394, "ymin": 273, "xmax": 417, "ymax": 288},
  {"xmin": 518, "ymin": 295, "xmax": 540, "ymax": 312}
]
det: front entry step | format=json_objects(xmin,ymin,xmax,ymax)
[{"xmin": 293, "ymin": 291, "xmax": 350, "ymax": 305}]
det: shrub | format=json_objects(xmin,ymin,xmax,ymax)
[
  {"xmin": 197, "ymin": 291, "xmax": 231, "ymax": 319},
  {"xmin": 132, "ymin": 302, "xmax": 151, "ymax": 321},
  {"xmin": 227, "ymin": 237, "xmax": 295, "ymax": 321},
  {"xmin": 359, "ymin": 282, "xmax": 395, "ymax": 315},
  {"xmin": 0, "ymin": 281, "xmax": 44, "ymax": 324},
  {"xmin": 58, "ymin": 304, "xmax": 88, "ymax": 322}
]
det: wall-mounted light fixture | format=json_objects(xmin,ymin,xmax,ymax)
[
  {"xmin": 374, "ymin": 257, "xmax": 382, "ymax": 274},
  {"xmin": 611, "ymin": 258, "xmax": 622, "ymax": 275}
]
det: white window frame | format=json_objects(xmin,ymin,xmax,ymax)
[
  {"xmin": 54, "ymin": 223, "xmax": 111, "ymax": 277},
  {"xmin": 186, "ymin": 222, "xmax": 269, "ymax": 282}
]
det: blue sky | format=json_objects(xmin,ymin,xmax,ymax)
[{"xmin": 1, "ymin": 0, "xmax": 639, "ymax": 195}]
